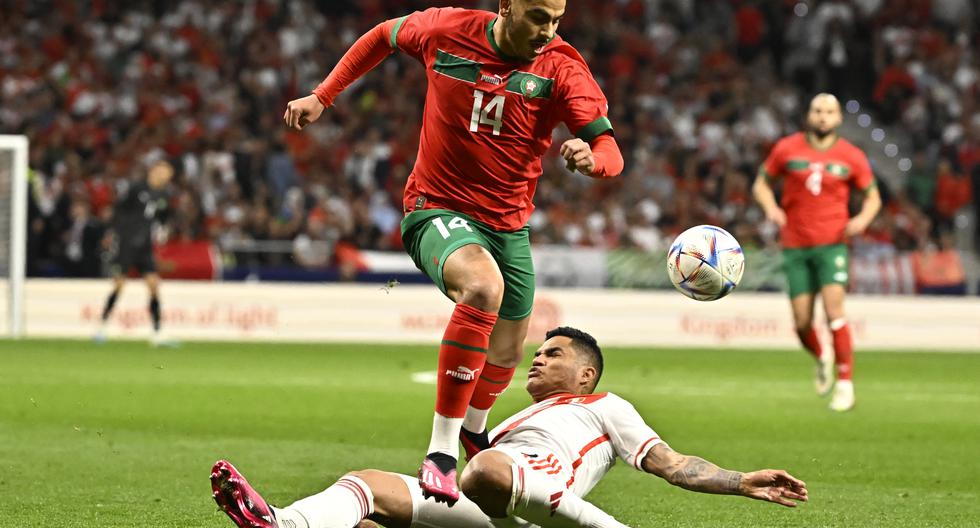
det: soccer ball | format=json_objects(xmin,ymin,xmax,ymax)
[{"xmin": 666, "ymin": 225, "xmax": 745, "ymax": 301}]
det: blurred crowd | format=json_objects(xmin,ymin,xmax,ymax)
[{"xmin": 2, "ymin": 0, "xmax": 977, "ymax": 281}]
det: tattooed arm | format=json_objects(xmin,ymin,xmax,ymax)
[{"xmin": 641, "ymin": 444, "xmax": 808, "ymax": 507}]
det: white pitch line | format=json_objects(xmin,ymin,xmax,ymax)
[{"xmin": 411, "ymin": 371, "xmax": 438, "ymax": 385}]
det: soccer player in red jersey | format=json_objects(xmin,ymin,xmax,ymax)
[
  {"xmin": 283, "ymin": 0, "xmax": 623, "ymax": 501},
  {"xmin": 753, "ymin": 94, "xmax": 881, "ymax": 412}
]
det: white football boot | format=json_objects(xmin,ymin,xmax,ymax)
[
  {"xmin": 829, "ymin": 380, "xmax": 855, "ymax": 412},
  {"xmin": 814, "ymin": 352, "xmax": 835, "ymax": 396}
]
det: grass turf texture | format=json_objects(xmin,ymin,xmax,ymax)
[{"xmin": 1, "ymin": 340, "xmax": 978, "ymax": 528}]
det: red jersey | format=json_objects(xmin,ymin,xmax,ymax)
[
  {"xmin": 391, "ymin": 8, "xmax": 612, "ymax": 231},
  {"xmin": 761, "ymin": 132, "xmax": 875, "ymax": 248}
]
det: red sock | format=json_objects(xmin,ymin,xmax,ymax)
[
  {"xmin": 435, "ymin": 303, "xmax": 498, "ymax": 418},
  {"xmin": 830, "ymin": 319, "xmax": 853, "ymax": 380},
  {"xmin": 469, "ymin": 362, "xmax": 517, "ymax": 411},
  {"xmin": 796, "ymin": 327, "xmax": 823, "ymax": 360}
]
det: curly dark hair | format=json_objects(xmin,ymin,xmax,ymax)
[{"xmin": 545, "ymin": 326, "xmax": 603, "ymax": 391}]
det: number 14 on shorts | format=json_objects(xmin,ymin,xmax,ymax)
[{"xmin": 432, "ymin": 216, "xmax": 473, "ymax": 239}]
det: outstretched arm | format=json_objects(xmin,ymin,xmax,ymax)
[
  {"xmin": 641, "ymin": 443, "xmax": 808, "ymax": 507},
  {"xmin": 283, "ymin": 19, "xmax": 399, "ymax": 130}
]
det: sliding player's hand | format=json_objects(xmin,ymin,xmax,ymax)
[
  {"xmin": 739, "ymin": 470, "xmax": 808, "ymax": 507},
  {"xmin": 283, "ymin": 94, "xmax": 326, "ymax": 130},
  {"xmin": 560, "ymin": 138, "xmax": 595, "ymax": 175}
]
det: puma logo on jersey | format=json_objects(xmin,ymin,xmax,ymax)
[
  {"xmin": 445, "ymin": 366, "xmax": 480, "ymax": 381},
  {"xmin": 480, "ymin": 73, "xmax": 503, "ymax": 85}
]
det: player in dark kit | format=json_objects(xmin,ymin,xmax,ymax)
[
  {"xmin": 283, "ymin": 0, "xmax": 624, "ymax": 503},
  {"xmin": 95, "ymin": 160, "xmax": 174, "ymax": 347}
]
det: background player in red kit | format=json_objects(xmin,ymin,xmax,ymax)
[
  {"xmin": 283, "ymin": 0, "xmax": 623, "ymax": 501},
  {"xmin": 753, "ymin": 94, "xmax": 881, "ymax": 412}
]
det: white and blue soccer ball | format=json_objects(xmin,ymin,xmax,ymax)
[{"xmin": 666, "ymin": 225, "xmax": 745, "ymax": 301}]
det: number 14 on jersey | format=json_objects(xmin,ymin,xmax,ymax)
[{"xmin": 470, "ymin": 90, "xmax": 504, "ymax": 136}]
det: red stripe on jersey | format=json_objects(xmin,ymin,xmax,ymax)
[
  {"xmin": 549, "ymin": 491, "xmax": 563, "ymax": 516},
  {"xmin": 517, "ymin": 466, "xmax": 526, "ymax": 504},
  {"xmin": 490, "ymin": 393, "xmax": 608, "ymax": 446},
  {"xmin": 632, "ymin": 436, "xmax": 661, "ymax": 469},
  {"xmin": 565, "ymin": 433, "xmax": 611, "ymax": 488}
]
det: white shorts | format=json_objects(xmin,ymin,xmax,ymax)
[{"xmin": 397, "ymin": 448, "xmax": 537, "ymax": 528}]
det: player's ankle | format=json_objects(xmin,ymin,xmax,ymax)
[{"xmin": 425, "ymin": 451, "xmax": 457, "ymax": 474}]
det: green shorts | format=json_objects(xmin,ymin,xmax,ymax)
[
  {"xmin": 401, "ymin": 209, "xmax": 535, "ymax": 320},
  {"xmin": 782, "ymin": 244, "xmax": 849, "ymax": 298}
]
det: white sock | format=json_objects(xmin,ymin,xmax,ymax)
[
  {"xmin": 270, "ymin": 506, "xmax": 310, "ymax": 528},
  {"xmin": 284, "ymin": 475, "xmax": 374, "ymax": 528},
  {"xmin": 463, "ymin": 406, "xmax": 491, "ymax": 433},
  {"xmin": 508, "ymin": 464, "xmax": 628, "ymax": 528},
  {"xmin": 427, "ymin": 412, "xmax": 462, "ymax": 458}
]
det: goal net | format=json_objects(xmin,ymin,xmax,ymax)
[{"xmin": 0, "ymin": 135, "xmax": 28, "ymax": 338}]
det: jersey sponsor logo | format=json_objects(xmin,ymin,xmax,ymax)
[
  {"xmin": 480, "ymin": 73, "xmax": 504, "ymax": 85},
  {"xmin": 445, "ymin": 366, "xmax": 481, "ymax": 381}
]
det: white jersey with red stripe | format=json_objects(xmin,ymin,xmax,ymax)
[{"xmin": 488, "ymin": 392, "xmax": 664, "ymax": 498}]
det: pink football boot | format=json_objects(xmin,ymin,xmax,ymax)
[
  {"xmin": 418, "ymin": 455, "xmax": 460, "ymax": 504},
  {"xmin": 211, "ymin": 460, "xmax": 277, "ymax": 528}
]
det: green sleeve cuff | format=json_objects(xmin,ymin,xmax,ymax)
[
  {"xmin": 576, "ymin": 117, "xmax": 613, "ymax": 142},
  {"xmin": 390, "ymin": 16, "xmax": 408, "ymax": 49},
  {"xmin": 859, "ymin": 179, "xmax": 877, "ymax": 194}
]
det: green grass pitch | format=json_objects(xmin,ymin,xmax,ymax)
[{"xmin": 1, "ymin": 339, "xmax": 978, "ymax": 527}]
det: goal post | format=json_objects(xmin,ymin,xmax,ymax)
[{"xmin": 0, "ymin": 135, "xmax": 28, "ymax": 338}]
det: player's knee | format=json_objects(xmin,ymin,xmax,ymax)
[
  {"xmin": 490, "ymin": 342, "xmax": 524, "ymax": 367},
  {"xmin": 795, "ymin": 322, "xmax": 813, "ymax": 333},
  {"xmin": 459, "ymin": 452, "xmax": 512, "ymax": 503},
  {"xmin": 459, "ymin": 277, "xmax": 504, "ymax": 312},
  {"xmin": 345, "ymin": 469, "xmax": 384, "ymax": 485}
]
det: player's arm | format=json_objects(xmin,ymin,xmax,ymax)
[
  {"xmin": 283, "ymin": 18, "xmax": 401, "ymax": 130},
  {"xmin": 844, "ymin": 182, "xmax": 882, "ymax": 237},
  {"xmin": 752, "ymin": 168, "xmax": 786, "ymax": 227},
  {"xmin": 560, "ymin": 133, "xmax": 624, "ymax": 178},
  {"xmin": 844, "ymin": 154, "xmax": 881, "ymax": 236},
  {"xmin": 641, "ymin": 443, "xmax": 808, "ymax": 507}
]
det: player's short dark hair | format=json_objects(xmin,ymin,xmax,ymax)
[{"xmin": 546, "ymin": 326, "xmax": 603, "ymax": 391}]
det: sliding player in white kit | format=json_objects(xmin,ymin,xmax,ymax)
[{"xmin": 212, "ymin": 327, "xmax": 808, "ymax": 528}]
